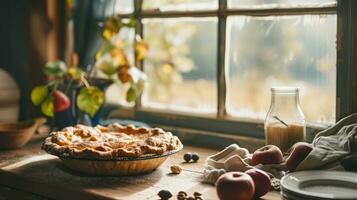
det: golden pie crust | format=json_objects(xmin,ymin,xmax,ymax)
[{"xmin": 42, "ymin": 123, "xmax": 183, "ymax": 160}]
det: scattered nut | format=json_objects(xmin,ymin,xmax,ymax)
[
  {"xmin": 158, "ymin": 190, "xmax": 172, "ymax": 200},
  {"xmin": 191, "ymin": 153, "xmax": 200, "ymax": 162},
  {"xmin": 193, "ymin": 192, "xmax": 202, "ymax": 197},
  {"xmin": 184, "ymin": 152, "xmax": 192, "ymax": 162},
  {"xmin": 194, "ymin": 197, "xmax": 203, "ymax": 200},
  {"xmin": 187, "ymin": 197, "xmax": 195, "ymax": 200},
  {"xmin": 170, "ymin": 165, "xmax": 182, "ymax": 174},
  {"xmin": 178, "ymin": 191, "xmax": 187, "ymax": 196},
  {"xmin": 177, "ymin": 194, "xmax": 185, "ymax": 200}
]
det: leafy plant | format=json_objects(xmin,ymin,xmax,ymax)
[
  {"xmin": 30, "ymin": 60, "xmax": 103, "ymax": 117},
  {"xmin": 95, "ymin": 16, "xmax": 148, "ymax": 102},
  {"xmin": 30, "ymin": 15, "xmax": 148, "ymax": 118}
]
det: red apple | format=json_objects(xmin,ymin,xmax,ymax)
[
  {"xmin": 245, "ymin": 168, "xmax": 271, "ymax": 198},
  {"xmin": 216, "ymin": 172, "xmax": 255, "ymax": 200},
  {"xmin": 251, "ymin": 145, "xmax": 283, "ymax": 166},
  {"xmin": 53, "ymin": 90, "xmax": 70, "ymax": 112},
  {"xmin": 286, "ymin": 142, "xmax": 313, "ymax": 172}
]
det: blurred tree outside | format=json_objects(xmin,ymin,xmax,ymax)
[{"xmin": 105, "ymin": 0, "xmax": 337, "ymax": 124}]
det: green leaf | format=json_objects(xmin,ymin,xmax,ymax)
[
  {"xmin": 77, "ymin": 87, "xmax": 104, "ymax": 117},
  {"xmin": 68, "ymin": 67, "xmax": 84, "ymax": 80},
  {"xmin": 31, "ymin": 85, "xmax": 48, "ymax": 106},
  {"xmin": 102, "ymin": 40, "xmax": 114, "ymax": 54},
  {"xmin": 126, "ymin": 87, "xmax": 136, "ymax": 102},
  {"xmin": 99, "ymin": 61, "xmax": 117, "ymax": 75},
  {"xmin": 41, "ymin": 96, "xmax": 54, "ymax": 117},
  {"xmin": 44, "ymin": 60, "xmax": 67, "ymax": 77}
]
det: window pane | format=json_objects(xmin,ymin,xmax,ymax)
[
  {"xmin": 143, "ymin": 0, "xmax": 218, "ymax": 11},
  {"xmin": 226, "ymin": 15, "xmax": 337, "ymax": 124},
  {"xmin": 142, "ymin": 18, "xmax": 218, "ymax": 114},
  {"xmin": 114, "ymin": 0, "xmax": 134, "ymax": 14},
  {"xmin": 228, "ymin": 0, "xmax": 336, "ymax": 9}
]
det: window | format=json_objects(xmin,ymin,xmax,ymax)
[
  {"xmin": 226, "ymin": 15, "xmax": 336, "ymax": 123},
  {"xmin": 142, "ymin": 18, "xmax": 218, "ymax": 114},
  {"xmin": 106, "ymin": 0, "xmax": 354, "ymax": 137}
]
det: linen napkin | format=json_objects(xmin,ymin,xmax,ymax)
[
  {"xmin": 203, "ymin": 144, "xmax": 252, "ymax": 184},
  {"xmin": 296, "ymin": 113, "xmax": 357, "ymax": 171}
]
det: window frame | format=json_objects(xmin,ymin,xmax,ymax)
[{"xmin": 106, "ymin": 0, "xmax": 357, "ymax": 139}]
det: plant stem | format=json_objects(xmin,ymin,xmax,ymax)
[
  {"xmin": 64, "ymin": 79, "xmax": 73, "ymax": 95},
  {"xmin": 80, "ymin": 74, "xmax": 91, "ymax": 89}
]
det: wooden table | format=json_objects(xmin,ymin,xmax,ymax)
[{"xmin": 0, "ymin": 134, "xmax": 281, "ymax": 200}]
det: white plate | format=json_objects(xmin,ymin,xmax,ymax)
[{"xmin": 281, "ymin": 170, "xmax": 357, "ymax": 200}]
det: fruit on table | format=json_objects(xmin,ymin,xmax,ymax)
[
  {"xmin": 251, "ymin": 145, "xmax": 284, "ymax": 166},
  {"xmin": 184, "ymin": 152, "xmax": 192, "ymax": 162},
  {"xmin": 286, "ymin": 142, "xmax": 313, "ymax": 172},
  {"xmin": 53, "ymin": 90, "xmax": 70, "ymax": 112},
  {"xmin": 245, "ymin": 168, "xmax": 271, "ymax": 198},
  {"xmin": 216, "ymin": 172, "xmax": 255, "ymax": 200},
  {"xmin": 192, "ymin": 153, "xmax": 200, "ymax": 162}
]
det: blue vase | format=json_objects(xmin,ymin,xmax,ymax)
[
  {"xmin": 54, "ymin": 84, "xmax": 79, "ymax": 129},
  {"xmin": 54, "ymin": 78, "xmax": 113, "ymax": 129},
  {"xmin": 82, "ymin": 78, "xmax": 113, "ymax": 126}
]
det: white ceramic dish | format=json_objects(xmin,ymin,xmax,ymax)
[{"xmin": 281, "ymin": 170, "xmax": 357, "ymax": 200}]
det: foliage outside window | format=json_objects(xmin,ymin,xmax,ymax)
[{"xmin": 105, "ymin": 0, "xmax": 338, "ymax": 125}]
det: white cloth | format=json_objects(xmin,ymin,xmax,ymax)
[
  {"xmin": 203, "ymin": 144, "xmax": 251, "ymax": 184},
  {"xmin": 296, "ymin": 113, "xmax": 357, "ymax": 170},
  {"xmin": 202, "ymin": 113, "xmax": 357, "ymax": 184}
]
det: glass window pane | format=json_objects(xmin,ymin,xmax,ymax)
[
  {"xmin": 143, "ymin": 0, "xmax": 218, "ymax": 11},
  {"xmin": 226, "ymin": 15, "xmax": 337, "ymax": 124},
  {"xmin": 228, "ymin": 0, "xmax": 336, "ymax": 9},
  {"xmin": 142, "ymin": 18, "xmax": 218, "ymax": 114},
  {"xmin": 114, "ymin": 0, "xmax": 134, "ymax": 14}
]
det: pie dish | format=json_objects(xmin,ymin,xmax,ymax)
[{"xmin": 42, "ymin": 123, "xmax": 183, "ymax": 176}]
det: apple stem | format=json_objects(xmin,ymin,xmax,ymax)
[
  {"xmin": 53, "ymin": 80, "xmax": 59, "ymax": 93},
  {"xmin": 273, "ymin": 116, "xmax": 289, "ymax": 127}
]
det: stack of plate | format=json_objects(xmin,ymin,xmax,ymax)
[{"xmin": 280, "ymin": 170, "xmax": 357, "ymax": 200}]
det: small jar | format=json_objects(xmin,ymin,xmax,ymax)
[{"xmin": 264, "ymin": 87, "xmax": 306, "ymax": 152}]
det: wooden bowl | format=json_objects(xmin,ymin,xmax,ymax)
[{"xmin": 0, "ymin": 118, "xmax": 46, "ymax": 149}]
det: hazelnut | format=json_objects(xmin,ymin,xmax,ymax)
[
  {"xmin": 193, "ymin": 192, "xmax": 202, "ymax": 197},
  {"xmin": 177, "ymin": 194, "xmax": 185, "ymax": 200},
  {"xmin": 178, "ymin": 191, "xmax": 187, "ymax": 196},
  {"xmin": 170, "ymin": 165, "xmax": 182, "ymax": 174}
]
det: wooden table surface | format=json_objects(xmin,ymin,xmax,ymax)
[{"xmin": 0, "ymin": 134, "xmax": 281, "ymax": 200}]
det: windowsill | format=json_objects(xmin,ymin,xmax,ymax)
[{"xmin": 103, "ymin": 104, "xmax": 328, "ymax": 150}]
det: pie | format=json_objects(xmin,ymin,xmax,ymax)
[{"xmin": 42, "ymin": 123, "xmax": 183, "ymax": 160}]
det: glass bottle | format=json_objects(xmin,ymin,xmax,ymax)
[{"xmin": 264, "ymin": 87, "xmax": 306, "ymax": 152}]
